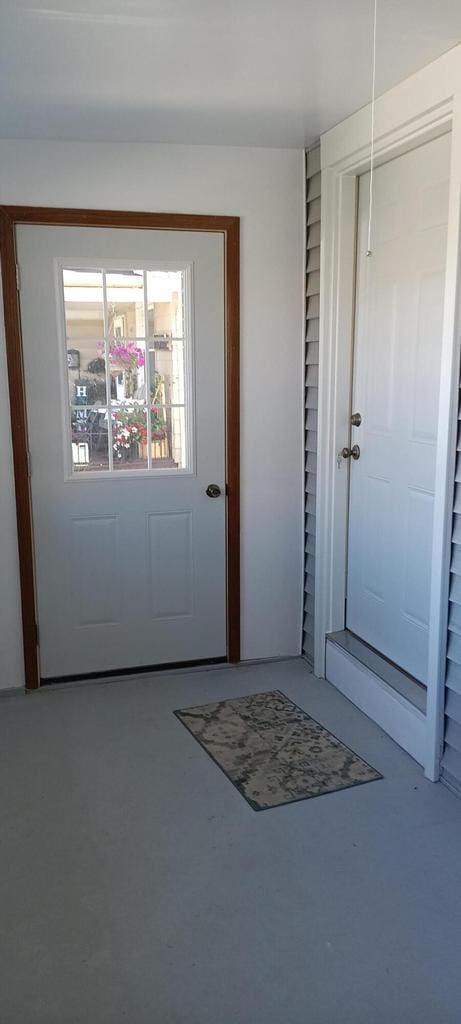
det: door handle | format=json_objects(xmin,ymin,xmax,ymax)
[
  {"xmin": 339, "ymin": 445, "xmax": 360, "ymax": 462},
  {"xmin": 206, "ymin": 484, "xmax": 221, "ymax": 498}
]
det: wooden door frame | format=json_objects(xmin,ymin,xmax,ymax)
[{"xmin": 0, "ymin": 207, "xmax": 240, "ymax": 690}]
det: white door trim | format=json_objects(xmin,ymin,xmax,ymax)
[
  {"xmin": 315, "ymin": 45, "xmax": 461, "ymax": 781},
  {"xmin": 325, "ymin": 640, "xmax": 427, "ymax": 768}
]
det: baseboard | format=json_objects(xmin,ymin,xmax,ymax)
[
  {"xmin": 0, "ymin": 686, "xmax": 24, "ymax": 698},
  {"xmin": 325, "ymin": 639, "xmax": 426, "ymax": 766}
]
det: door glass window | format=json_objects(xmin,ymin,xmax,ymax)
[{"xmin": 62, "ymin": 267, "xmax": 190, "ymax": 474}]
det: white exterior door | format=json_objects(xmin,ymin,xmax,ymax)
[
  {"xmin": 346, "ymin": 133, "xmax": 450, "ymax": 682},
  {"xmin": 17, "ymin": 225, "xmax": 227, "ymax": 679}
]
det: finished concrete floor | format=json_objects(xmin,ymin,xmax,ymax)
[{"xmin": 1, "ymin": 658, "xmax": 461, "ymax": 1024}]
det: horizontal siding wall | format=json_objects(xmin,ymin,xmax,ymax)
[
  {"xmin": 441, "ymin": 399, "xmax": 461, "ymax": 795},
  {"xmin": 303, "ymin": 146, "xmax": 321, "ymax": 662}
]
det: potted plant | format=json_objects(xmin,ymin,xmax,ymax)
[{"xmin": 112, "ymin": 406, "xmax": 168, "ymax": 462}]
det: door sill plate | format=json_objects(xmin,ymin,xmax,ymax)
[
  {"xmin": 327, "ymin": 630, "xmax": 426, "ymax": 712},
  {"xmin": 41, "ymin": 656, "xmax": 227, "ymax": 686}
]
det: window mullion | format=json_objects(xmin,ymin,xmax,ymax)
[
  {"xmin": 102, "ymin": 270, "xmax": 114, "ymax": 471},
  {"xmin": 143, "ymin": 272, "xmax": 152, "ymax": 470}
]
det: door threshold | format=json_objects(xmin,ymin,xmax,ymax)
[
  {"xmin": 34, "ymin": 655, "xmax": 302, "ymax": 693},
  {"xmin": 327, "ymin": 630, "xmax": 426, "ymax": 713},
  {"xmin": 325, "ymin": 635, "xmax": 426, "ymax": 766},
  {"xmin": 40, "ymin": 656, "xmax": 227, "ymax": 686}
]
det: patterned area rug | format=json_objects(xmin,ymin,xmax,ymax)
[{"xmin": 174, "ymin": 690, "xmax": 382, "ymax": 811}]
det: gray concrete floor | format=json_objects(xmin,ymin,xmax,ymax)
[{"xmin": 1, "ymin": 658, "xmax": 461, "ymax": 1024}]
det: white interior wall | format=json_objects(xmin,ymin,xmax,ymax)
[{"xmin": 0, "ymin": 140, "xmax": 304, "ymax": 689}]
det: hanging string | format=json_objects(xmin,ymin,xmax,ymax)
[{"xmin": 366, "ymin": 0, "xmax": 378, "ymax": 256}]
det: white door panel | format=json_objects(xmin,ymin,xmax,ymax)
[
  {"xmin": 17, "ymin": 225, "xmax": 226, "ymax": 677},
  {"xmin": 347, "ymin": 133, "xmax": 450, "ymax": 682}
]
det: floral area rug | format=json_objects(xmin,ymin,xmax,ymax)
[{"xmin": 174, "ymin": 690, "xmax": 382, "ymax": 811}]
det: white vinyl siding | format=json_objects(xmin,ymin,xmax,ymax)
[
  {"xmin": 441, "ymin": 402, "xmax": 461, "ymax": 794},
  {"xmin": 303, "ymin": 145, "xmax": 321, "ymax": 662}
]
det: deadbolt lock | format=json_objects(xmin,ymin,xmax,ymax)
[{"xmin": 350, "ymin": 412, "xmax": 362, "ymax": 427}]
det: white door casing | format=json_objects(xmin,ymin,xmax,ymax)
[
  {"xmin": 17, "ymin": 225, "xmax": 226, "ymax": 678},
  {"xmin": 346, "ymin": 135, "xmax": 451, "ymax": 683},
  {"xmin": 316, "ymin": 48, "xmax": 461, "ymax": 779}
]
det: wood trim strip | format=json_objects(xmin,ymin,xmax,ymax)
[
  {"xmin": 3, "ymin": 208, "xmax": 238, "ymax": 232},
  {"xmin": 225, "ymin": 218, "xmax": 240, "ymax": 662},
  {"xmin": 0, "ymin": 210, "xmax": 39, "ymax": 689},
  {"xmin": 0, "ymin": 207, "xmax": 240, "ymax": 686}
]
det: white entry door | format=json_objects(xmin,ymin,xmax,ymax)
[
  {"xmin": 17, "ymin": 225, "xmax": 227, "ymax": 679},
  {"xmin": 346, "ymin": 133, "xmax": 450, "ymax": 682}
]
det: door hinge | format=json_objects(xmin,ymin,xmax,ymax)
[
  {"xmin": 16, "ymin": 263, "xmax": 20, "ymax": 291},
  {"xmin": 26, "ymin": 451, "xmax": 32, "ymax": 478}
]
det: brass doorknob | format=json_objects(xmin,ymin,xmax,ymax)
[{"xmin": 206, "ymin": 484, "xmax": 221, "ymax": 498}]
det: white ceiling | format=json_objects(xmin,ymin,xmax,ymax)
[{"xmin": 1, "ymin": 1, "xmax": 460, "ymax": 148}]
